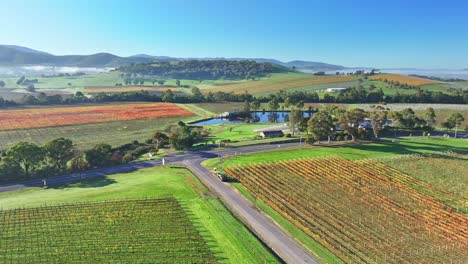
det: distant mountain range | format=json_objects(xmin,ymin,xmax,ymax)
[{"xmin": 0, "ymin": 45, "xmax": 346, "ymax": 71}]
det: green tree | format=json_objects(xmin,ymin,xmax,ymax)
[
  {"xmin": 191, "ymin": 87, "xmax": 204, "ymax": 101},
  {"xmin": 268, "ymin": 98, "xmax": 279, "ymax": 111},
  {"xmin": 243, "ymin": 100, "xmax": 251, "ymax": 113},
  {"xmin": 68, "ymin": 155, "xmax": 89, "ymax": 177},
  {"xmin": 423, "ymin": 107, "xmax": 436, "ymax": 128},
  {"xmin": 44, "ymin": 138, "xmax": 76, "ymax": 172},
  {"xmin": 0, "ymin": 80, "xmax": 5, "ymax": 88},
  {"xmin": 369, "ymin": 105, "xmax": 388, "ymax": 139},
  {"xmin": 446, "ymin": 113, "xmax": 465, "ymax": 137},
  {"xmin": 295, "ymin": 100, "xmax": 304, "ymax": 110},
  {"xmin": 288, "ymin": 107, "xmax": 303, "ymax": 135},
  {"xmin": 398, "ymin": 108, "xmax": 424, "ymax": 131},
  {"xmin": 308, "ymin": 107, "xmax": 336, "ymax": 143},
  {"xmin": 251, "ymin": 100, "xmax": 261, "ymax": 112},
  {"xmin": 162, "ymin": 89, "xmax": 175, "ymax": 102},
  {"xmin": 152, "ymin": 131, "xmax": 169, "ymax": 149},
  {"xmin": 4, "ymin": 142, "xmax": 44, "ymax": 178},
  {"xmin": 84, "ymin": 144, "xmax": 113, "ymax": 168},
  {"xmin": 338, "ymin": 108, "xmax": 366, "ymax": 141},
  {"xmin": 169, "ymin": 122, "xmax": 199, "ymax": 150},
  {"xmin": 175, "ymin": 79, "xmax": 181, "ymax": 86}
]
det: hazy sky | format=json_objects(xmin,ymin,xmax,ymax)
[{"xmin": 0, "ymin": 0, "xmax": 467, "ymax": 68}]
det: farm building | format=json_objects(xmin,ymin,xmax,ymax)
[
  {"xmin": 324, "ymin": 88, "xmax": 347, "ymax": 93},
  {"xmin": 259, "ymin": 130, "xmax": 284, "ymax": 138}
]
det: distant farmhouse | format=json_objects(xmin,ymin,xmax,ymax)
[{"xmin": 324, "ymin": 88, "xmax": 348, "ymax": 93}]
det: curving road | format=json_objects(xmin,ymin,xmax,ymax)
[{"xmin": 0, "ymin": 142, "xmax": 319, "ymax": 263}]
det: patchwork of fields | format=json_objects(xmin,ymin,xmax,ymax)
[
  {"xmin": 0, "ymin": 198, "xmax": 217, "ymax": 263},
  {"xmin": 0, "ymin": 166, "xmax": 279, "ymax": 263},
  {"xmin": 0, "ymin": 103, "xmax": 199, "ymax": 150},
  {"xmin": 225, "ymin": 157, "xmax": 468, "ymax": 263},
  {"xmin": 369, "ymin": 73, "xmax": 439, "ymax": 86},
  {"xmin": 203, "ymin": 73, "xmax": 355, "ymax": 94}
]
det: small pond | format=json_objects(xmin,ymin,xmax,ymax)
[{"xmin": 191, "ymin": 111, "xmax": 314, "ymax": 126}]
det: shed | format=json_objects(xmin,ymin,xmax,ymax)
[{"xmin": 259, "ymin": 130, "xmax": 284, "ymax": 139}]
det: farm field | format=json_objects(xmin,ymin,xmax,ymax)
[
  {"xmin": 0, "ymin": 198, "xmax": 217, "ymax": 263},
  {"xmin": 0, "ymin": 71, "xmax": 122, "ymax": 91},
  {"xmin": 0, "ymin": 102, "xmax": 193, "ymax": 130},
  {"xmin": 195, "ymin": 102, "xmax": 243, "ymax": 114},
  {"xmin": 379, "ymin": 152, "xmax": 468, "ymax": 212},
  {"xmin": 0, "ymin": 115, "xmax": 195, "ymax": 150},
  {"xmin": 84, "ymin": 85, "xmax": 182, "ymax": 93},
  {"xmin": 0, "ymin": 166, "xmax": 279, "ymax": 263},
  {"xmin": 369, "ymin": 73, "xmax": 439, "ymax": 86},
  {"xmin": 254, "ymin": 80, "xmax": 359, "ymax": 97},
  {"xmin": 225, "ymin": 157, "xmax": 468, "ymax": 263},
  {"xmin": 202, "ymin": 73, "xmax": 356, "ymax": 95},
  {"xmin": 213, "ymin": 138, "xmax": 468, "ymax": 168}
]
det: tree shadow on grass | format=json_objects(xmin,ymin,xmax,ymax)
[{"xmin": 48, "ymin": 176, "xmax": 117, "ymax": 189}]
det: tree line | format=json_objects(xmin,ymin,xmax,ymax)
[
  {"xmin": 0, "ymin": 84, "xmax": 466, "ymax": 109},
  {"xmin": 118, "ymin": 60, "xmax": 282, "ymax": 80},
  {"xmin": 281, "ymin": 105, "xmax": 465, "ymax": 143},
  {"xmin": 0, "ymin": 121, "xmax": 203, "ymax": 183}
]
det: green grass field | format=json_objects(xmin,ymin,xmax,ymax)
[
  {"xmin": 211, "ymin": 138, "xmax": 468, "ymax": 168},
  {"xmin": 204, "ymin": 123, "xmax": 273, "ymax": 141},
  {"xmin": 0, "ymin": 166, "xmax": 279, "ymax": 263}
]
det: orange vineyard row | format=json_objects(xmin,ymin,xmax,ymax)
[
  {"xmin": 369, "ymin": 73, "xmax": 438, "ymax": 86},
  {"xmin": 225, "ymin": 157, "xmax": 467, "ymax": 264},
  {"xmin": 0, "ymin": 103, "xmax": 193, "ymax": 130}
]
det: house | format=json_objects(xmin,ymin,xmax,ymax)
[
  {"xmin": 259, "ymin": 130, "xmax": 284, "ymax": 138},
  {"xmin": 324, "ymin": 88, "xmax": 348, "ymax": 93}
]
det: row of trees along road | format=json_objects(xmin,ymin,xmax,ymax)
[
  {"xmin": 0, "ymin": 123, "xmax": 201, "ymax": 183},
  {"xmin": 277, "ymin": 104, "xmax": 465, "ymax": 143}
]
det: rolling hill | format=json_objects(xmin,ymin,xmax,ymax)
[
  {"xmin": 0, "ymin": 45, "xmax": 154, "ymax": 67},
  {"xmin": 0, "ymin": 45, "xmax": 347, "ymax": 71}
]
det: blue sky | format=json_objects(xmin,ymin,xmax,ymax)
[{"xmin": 0, "ymin": 0, "xmax": 467, "ymax": 68}]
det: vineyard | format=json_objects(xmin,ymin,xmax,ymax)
[
  {"xmin": 0, "ymin": 198, "xmax": 217, "ymax": 263},
  {"xmin": 84, "ymin": 86, "xmax": 179, "ymax": 93},
  {"xmin": 369, "ymin": 73, "xmax": 438, "ymax": 86},
  {"xmin": 0, "ymin": 103, "xmax": 193, "ymax": 130},
  {"xmin": 204, "ymin": 74, "xmax": 355, "ymax": 94},
  {"xmin": 225, "ymin": 157, "xmax": 468, "ymax": 263}
]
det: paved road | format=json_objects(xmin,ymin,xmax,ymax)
[
  {"xmin": 183, "ymin": 158, "xmax": 318, "ymax": 264},
  {"xmin": 0, "ymin": 142, "xmax": 301, "ymax": 192},
  {"xmin": 0, "ymin": 142, "xmax": 319, "ymax": 263}
]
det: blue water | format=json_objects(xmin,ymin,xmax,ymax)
[{"xmin": 192, "ymin": 111, "xmax": 313, "ymax": 126}]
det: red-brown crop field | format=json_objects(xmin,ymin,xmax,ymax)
[
  {"xmin": 0, "ymin": 103, "xmax": 193, "ymax": 130},
  {"xmin": 369, "ymin": 73, "xmax": 438, "ymax": 86},
  {"xmin": 225, "ymin": 157, "xmax": 468, "ymax": 263}
]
